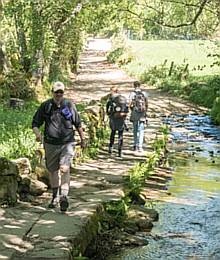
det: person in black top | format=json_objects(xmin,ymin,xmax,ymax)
[
  {"xmin": 32, "ymin": 81, "xmax": 85, "ymax": 211},
  {"xmin": 106, "ymin": 86, "xmax": 128, "ymax": 157}
]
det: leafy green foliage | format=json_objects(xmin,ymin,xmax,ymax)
[
  {"xmin": 126, "ymin": 126, "xmax": 169, "ymax": 200},
  {"xmin": 0, "ymin": 102, "xmax": 39, "ymax": 159},
  {"xmin": 105, "ymin": 199, "xmax": 129, "ymax": 218},
  {"xmin": 1, "ymin": 0, "xmax": 220, "ymax": 98},
  {"xmin": 139, "ymin": 64, "xmax": 220, "ymax": 112},
  {"xmin": 139, "ymin": 61, "xmax": 190, "ymax": 95},
  {"xmin": 122, "ymin": 40, "xmax": 220, "ymax": 123},
  {"xmin": 211, "ymin": 97, "xmax": 220, "ymax": 124},
  {"xmin": 0, "ymin": 128, "xmax": 37, "ymax": 159},
  {"xmin": 104, "ymin": 197, "xmax": 130, "ymax": 225},
  {"xmin": 107, "ymin": 47, "xmax": 124, "ymax": 63},
  {"xmin": 107, "ymin": 35, "xmax": 134, "ymax": 65},
  {"xmin": 1, "ymin": 0, "xmax": 87, "ymax": 92},
  {"xmin": 117, "ymin": 0, "xmax": 218, "ymax": 40},
  {"xmin": 1, "ymin": 70, "xmax": 35, "ymax": 99},
  {"xmin": 185, "ymin": 76, "xmax": 220, "ymax": 107},
  {"xmin": 127, "ymin": 162, "xmax": 146, "ymax": 197},
  {"xmin": 140, "ymin": 65, "xmax": 168, "ymax": 87}
]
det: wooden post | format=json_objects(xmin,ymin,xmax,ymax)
[{"xmin": 168, "ymin": 61, "xmax": 174, "ymax": 76}]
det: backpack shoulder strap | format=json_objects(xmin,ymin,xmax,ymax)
[
  {"xmin": 43, "ymin": 98, "xmax": 53, "ymax": 114},
  {"xmin": 135, "ymin": 90, "xmax": 144, "ymax": 96},
  {"xmin": 62, "ymin": 98, "xmax": 74, "ymax": 109}
]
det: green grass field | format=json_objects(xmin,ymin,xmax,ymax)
[{"xmin": 125, "ymin": 40, "xmax": 220, "ymax": 77}]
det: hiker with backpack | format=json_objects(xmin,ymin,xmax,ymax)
[
  {"xmin": 32, "ymin": 81, "xmax": 85, "ymax": 212},
  {"xmin": 129, "ymin": 81, "xmax": 148, "ymax": 152},
  {"xmin": 106, "ymin": 86, "xmax": 128, "ymax": 157}
]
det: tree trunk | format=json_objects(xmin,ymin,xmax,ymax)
[
  {"xmin": 14, "ymin": 6, "xmax": 30, "ymax": 73},
  {"xmin": 30, "ymin": 1, "xmax": 45, "ymax": 86},
  {"xmin": 48, "ymin": 51, "xmax": 62, "ymax": 80}
]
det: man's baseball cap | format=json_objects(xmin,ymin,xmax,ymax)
[{"xmin": 52, "ymin": 81, "xmax": 65, "ymax": 92}]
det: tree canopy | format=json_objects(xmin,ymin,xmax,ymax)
[{"xmin": 0, "ymin": 0, "xmax": 219, "ymax": 99}]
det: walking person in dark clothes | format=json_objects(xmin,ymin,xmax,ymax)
[
  {"xmin": 32, "ymin": 81, "xmax": 85, "ymax": 212},
  {"xmin": 106, "ymin": 86, "xmax": 128, "ymax": 157}
]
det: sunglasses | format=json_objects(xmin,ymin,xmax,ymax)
[{"xmin": 54, "ymin": 90, "xmax": 64, "ymax": 94}]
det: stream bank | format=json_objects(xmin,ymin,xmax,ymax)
[
  {"xmin": 111, "ymin": 113, "xmax": 220, "ymax": 259},
  {"xmin": 0, "ymin": 39, "xmax": 208, "ymax": 259}
]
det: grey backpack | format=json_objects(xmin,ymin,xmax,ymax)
[{"xmin": 133, "ymin": 91, "xmax": 146, "ymax": 113}]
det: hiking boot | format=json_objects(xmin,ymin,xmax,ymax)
[
  {"xmin": 108, "ymin": 146, "xmax": 112, "ymax": 154},
  {"xmin": 60, "ymin": 196, "xmax": 69, "ymax": 212},
  {"xmin": 48, "ymin": 198, "xmax": 59, "ymax": 209},
  {"xmin": 133, "ymin": 145, "xmax": 137, "ymax": 151},
  {"xmin": 118, "ymin": 149, "xmax": 122, "ymax": 157},
  {"xmin": 124, "ymin": 124, "xmax": 129, "ymax": 131}
]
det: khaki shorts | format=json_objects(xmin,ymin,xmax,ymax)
[{"xmin": 44, "ymin": 142, "xmax": 74, "ymax": 173}]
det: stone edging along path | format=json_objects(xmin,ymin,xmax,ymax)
[{"xmin": 0, "ymin": 38, "xmax": 207, "ymax": 260}]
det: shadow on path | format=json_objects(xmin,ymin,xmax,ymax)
[{"xmin": 0, "ymin": 38, "xmax": 207, "ymax": 260}]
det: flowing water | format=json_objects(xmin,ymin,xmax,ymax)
[{"xmin": 113, "ymin": 114, "xmax": 220, "ymax": 260}]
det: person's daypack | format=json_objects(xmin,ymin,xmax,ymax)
[
  {"xmin": 132, "ymin": 91, "xmax": 146, "ymax": 113},
  {"xmin": 110, "ymin": 94, "xmax": 128, "ymax": 118}
]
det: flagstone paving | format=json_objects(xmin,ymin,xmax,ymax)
[{"xmin": 0, "ymin": 38, "xmax": 207, "ymax": 259}]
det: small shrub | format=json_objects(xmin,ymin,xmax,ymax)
[
  {"xmin": 0, "ymin": 128, "xmax": 37, "ymax": 159},
  {"xmin": 211, "ymin": 97, "xmax": 220, "ymax": 124},
  {"xmin": 107, "ymin": 47, "xmax": 133, "ymax": 65},
  {"xmin": 107, "ymin": 47, "xmax": 124, "ymax": 63},
  {"xmin": 140, "ymin": 65, "xmax": 168, "ymax": 85},
  {"xmin": 105, "ymin": 199, "xmax": 129, "ymax": 219},
  {"xmin": 0, "ymin": 102, "xmax": 39, "ymax": 159},
  {"xmin": 3, "ymin": 70, "xmax": 35, "ymax": 99},
  {"xmin": 127, "ymin": 163, "xmax": 146, "ymax": 197},
  {"xmin": 187, "ymin": 76, "xmax": 220, "ymax": 108}
]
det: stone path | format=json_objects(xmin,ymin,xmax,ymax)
[{"xmin": 0, "ymin": 38, "xmax": 207, "ymax": 260}]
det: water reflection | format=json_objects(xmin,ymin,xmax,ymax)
[{"xmin": 114, "ymin": 114, "xmax": 220, "ymax": 260}]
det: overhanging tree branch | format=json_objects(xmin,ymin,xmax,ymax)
[
  {"xmin": 120, "ymin": 0, "xmax": 214, "ymax": 28},
  {"xmin": 56, "ymin": 0, "xmax": 92, "ymax": 36},
  {"xmin": 162, "ymin": 0, "xmax": 210, "ymax": 28}
]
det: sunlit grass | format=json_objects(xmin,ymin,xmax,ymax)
[{"xmin": 125, "ymin": 40, "xmax": 220, "ymax": 76}]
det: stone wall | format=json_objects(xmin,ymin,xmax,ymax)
[
  {"xmin": 0, "ymin": 157, "xmax": 48, "ymax": 205},
  {"xmin": 0, "ymin": 157, "xmax": 19, "ymax": 205}
]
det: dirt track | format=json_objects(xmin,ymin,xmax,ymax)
[
  {"xmin": 66, "ymin": 38, "xmax": 207, "ymax": 116},
  {"xmin": 0, "ymin": 38, "xmax": 208, "ymax": 260}
]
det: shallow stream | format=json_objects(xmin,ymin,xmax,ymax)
[{"xmin": 114, "ymin": 114, "xmax": 220, "ymax": 260}]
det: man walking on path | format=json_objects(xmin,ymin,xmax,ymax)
[
  {"xmin": 129, "ymin": 81, "xmax": 148, "ymax": 152},
  {"xmin": 106, "ymin": 86, "xmax": 128, "ymax": 157},
  {"xmin": 32, "ymin": 81, "xmax": 85, "ymax": 212}
]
